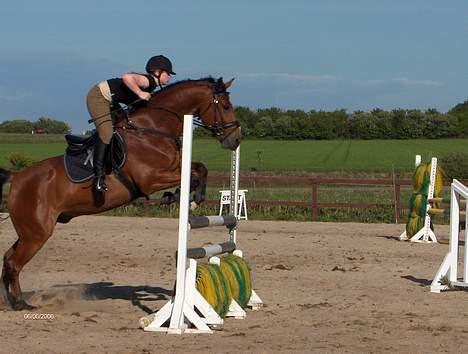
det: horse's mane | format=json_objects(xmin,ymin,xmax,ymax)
[
  {"xmin": 153, "ymin": 77, "xmax": 216, "ymax": 96},
  {"xmin": 144, "ymin": 77, "xmax": 218, "ymax": 109}
]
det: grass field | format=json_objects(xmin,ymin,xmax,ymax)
[
  {"xmin": 193, "ymin": 138, "xmax": 468, "ymax": 174},
  {"xmin": 0, "ymin": 133, "xmax": 467, "ymax": 173},
  {"xmin": 1, "ymin": 133, "xmax": 457, "ymax": 223}
]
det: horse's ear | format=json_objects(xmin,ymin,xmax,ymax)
[
  {"xmin": 224, "ymin": 78, "xmax": 235, "ymax": 90},
  {"xmin": 215, "ymin": 77, "xmax": 224, "ymax": 92}
]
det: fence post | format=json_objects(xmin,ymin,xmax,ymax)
[
  {"xmin": 311, "ymin": 180, "xmax": 318, "ymax": 220},
  {"xmin": 394, "ymin": 181, "xmax": 401, "ymax": 224}
]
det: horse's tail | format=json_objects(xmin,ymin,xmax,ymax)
[{"xmin": 0, "ymin": 168, "xmax": 12, "ymax": 205}]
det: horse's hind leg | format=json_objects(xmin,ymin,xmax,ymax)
[
  {"xmin": 3, "ymin": 239, "xmax": 47, "ymax": 310},
  {"xmin": 0, "ymin": 242, "xmax": 16, "ymax": 307},
  {"xmin": 2, "ymin": 218, "xmax": 55, "ymax": 310}
]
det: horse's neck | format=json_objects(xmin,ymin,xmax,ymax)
[
  {"xmin": 159, "ymin": 84, "xmax": 208, "ymax": 115},
  {"xmin": 132, "ymin": 109, "xmax": 182, "ymax": 136},
  {"xmin": 133, "ymin": 86, "xmax": 208, "ymax": 134}
]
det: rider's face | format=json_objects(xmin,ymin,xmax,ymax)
[{"xmin": 157, "ymin": 71, "xmax": 172, "ymax": 85}]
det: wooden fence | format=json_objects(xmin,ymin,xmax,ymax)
[
  {"xmin": 137, "ymin": 175, "xmax": 468, "ymax": 222},
  {"xmin": 135, "ymin": 175, "xmax": 447, "ymax": 223},
  {"xmin": 1, "ymin": 175, "xmax": 462, "ymax": 223}
]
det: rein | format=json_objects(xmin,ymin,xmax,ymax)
[
  {"xmin": 120, "ymin": 106, "xmax": 182, "ymax": 147},
  {"xmin": 115, "ymin": 122, "xmax": 181, "ymax": 148}
]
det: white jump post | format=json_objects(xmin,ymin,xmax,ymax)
[
  {"xmin": 142, "ymin": 115, "xmax": 262, "ymax": 334},
  {"xmin": 399, "ymin": 157, "xmax": 438, "ymax": 243},
  {"xmin": 219, "ymin": 142, "xmax": 248, "ymax": 222},
  {"xmin": 230, "ymin": 145, "xmax": 240, "ymax": 242},
  {"xmin": 228, "ymin": 141, "xmax": 262, "ymax": 310},
  {"xmin": 431, "ymin": 179, "xmax": 468, "ymax": 292}
]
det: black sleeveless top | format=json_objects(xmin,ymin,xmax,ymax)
[{"xmin": 107, "ymin": 74, "xmax": 157, "ymax": 105}]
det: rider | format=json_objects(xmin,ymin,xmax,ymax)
[{"xmin": 86, "ymin": 55, "xmax": 176, "ymax": 193}]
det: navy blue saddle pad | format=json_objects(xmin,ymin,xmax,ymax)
[{"xmin": 63, "ymin": 132, "xmax": 126, "ymax": 183}]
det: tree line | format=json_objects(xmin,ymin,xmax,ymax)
[
  {"xmin": 2, "ymin": 99, "xmax": 468, "ymax": 139},
  {"xmin": 224, "ymin": 100, "xmax": 468, "ymax": 140},
  {"xmin": 0, "ymin": 117, "xmax": 70, "ymax": 134}
]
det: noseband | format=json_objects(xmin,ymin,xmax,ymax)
[{"xmin": 194, "ymin": 91, "xmax": 240, "ymax": 142}]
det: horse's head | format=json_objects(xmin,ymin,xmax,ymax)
[
  {"xmin": 139, "ymin": 77, "xmax": 242, "ymax": 150},
  {"xmin": 197, "ymin": 77, "xmax": 242, "ymax": 150}
]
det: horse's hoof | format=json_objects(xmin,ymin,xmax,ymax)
[
  {"xmin": 160, "ymin": 192, "xmax": 176, "ymax": 205},
  {"xmin": 0, "ymin": 286, "xmax": 10, "ymax": 309},
  {"xmin": 12, "ymin": 300, "xmax": 36, "ymax": 311},
  {"xmin": 0, "ymin": 284, "xmax": 8, "ymax": 303}
]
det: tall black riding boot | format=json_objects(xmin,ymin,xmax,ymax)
[{"xmin": 93, "ymin": 138, "xmax": 109, "ymax": 192}]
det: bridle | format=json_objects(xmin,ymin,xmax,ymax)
[{"xmin": 193, "ymin": 89, "xmax": 240, "ymax": 142}]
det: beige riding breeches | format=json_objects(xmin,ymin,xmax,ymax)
[{"xmin": 86, "ymin": 84, "xmax": 113, "ymax": 144}]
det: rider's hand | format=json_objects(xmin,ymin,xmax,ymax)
[{"xmin": 138, "ymin": 92, "xmax": 151, "ymax": 101}]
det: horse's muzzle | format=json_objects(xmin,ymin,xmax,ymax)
[{"xmin": 222, "ymin": 127, "xmax": 242, "ymax": 150}]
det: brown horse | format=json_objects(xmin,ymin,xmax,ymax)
[{"xmin": 0, "ymin": 77, "xmax": 241, "ymax": 310}]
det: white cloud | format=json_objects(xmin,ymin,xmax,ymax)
[
  {"xmin": 0, "ymin": 89, "xmax": 30, "ymax": 102},
  {"xmin": 356, "ymin": 77, "xmax": 441, "ymax": 87},
  {"xmin": 232, "ymin": 71, "xmax": 449, "ymax": 113},
  {"xmin": 393, "ymin": 77, "xmax": 441, "ymax": 87},
  {"xmin": 236, "ymin": 73, "xmax": 440, "ymax": 88},
  {"xmin": 238, "ymin": 72, "xmax": 336, "ymax": 83}
]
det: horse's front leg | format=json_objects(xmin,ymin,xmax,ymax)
[
  {"xmin": 189, "ymin": 162, "xmax": 208, "ymax": 209},
  {"xmin": 159, "ymin": 162, "xmax": 208, "ymax": 209}
]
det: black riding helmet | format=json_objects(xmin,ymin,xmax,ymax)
[{"xmin": 145, "ymin": 55, "xmax": 176, "ymax": 75}]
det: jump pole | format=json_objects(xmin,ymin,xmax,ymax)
[{"xmin": 141, "ymin": 115, "xmax": 261, "ymax": 334}]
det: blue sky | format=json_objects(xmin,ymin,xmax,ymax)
[{"xmin": 0, "ymin": 0, "xmax": 467, "ymax": 133}]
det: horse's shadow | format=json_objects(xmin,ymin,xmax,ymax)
[
  {"xmin": 25, "ymin": 281, "xmax": 173, "ymax": 315},
  {"xmin": 401, "ymin": 275, "xmax": 432, "ymax": 286}
]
